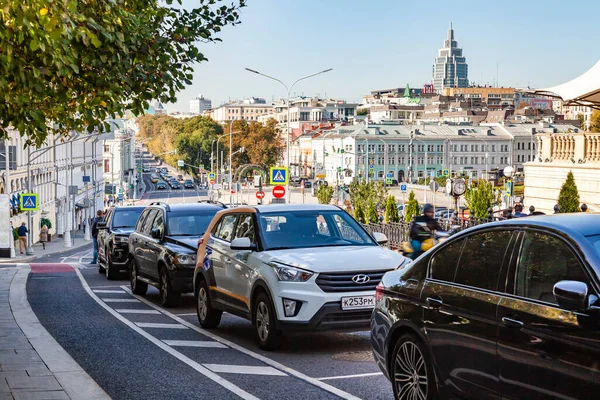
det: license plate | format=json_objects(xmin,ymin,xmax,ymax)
[{"xmin": 341, "ymin": 295, "xmax": 375, "ymax": 310}]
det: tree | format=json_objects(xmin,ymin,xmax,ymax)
[
  {"xmin": 354, "ymin": 202, "xmax": 366, "ymax": 224},
  {"xmin": 356, "ymin": 109, "xmax": 369, "ymax": 116},
  {"xmin": 404, "ymin": 191, "xmax": 420, "ymax": 222},
  {"xmin": 0, "ymin": 0, "xmax": 245, "ymax": 146},
  {"xmin": 591, "ymin": 110, "xmax": 600, "ymax": 133},
  {"xmin": 367, "ymin": 200, "xmax": 378, "ymax": 224},
  {"xmin": 557, "ymin": 171, "xmax": 580, "ymax": 213},
  {"xmin": 464, "ymin": 180, "xmax": 496, "ymax": 218},
  {"xmin": 348, "ymin": 180, "xmax": 388, "ymax": 215},
  {"xmin": 576, "ymin": 113, "xmax": 585, "ymax": 129},
  {"xmin": 316, "ymin": 184, "xmax": 334, "ymax": 204},
  {"xmin": 385, "ymin": 195, "xmax": 400, "ymax": 223},
  {"xmin": 234, "ymin": 119, "xmax": 284, "ymax": 171}
]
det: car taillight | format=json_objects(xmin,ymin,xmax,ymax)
[{"xmin": 375, "ymin": 282, "xmax": 385, "ymax": 302}]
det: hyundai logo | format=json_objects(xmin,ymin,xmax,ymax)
[{"xmin": 352, "ymin": 274, "xmax": 370, "ymax": 284}]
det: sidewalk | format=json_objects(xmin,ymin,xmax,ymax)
[{"xmin": 0, "ymin": 231, "xmax": 92, "ymax": 264}]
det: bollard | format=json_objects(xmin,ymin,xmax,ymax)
[
  {"xmin": 581, "ymin": 203, "xmax": 588, "ymax": 212},
  {"xmin": 507, "ymin": 206, "xmax": 513, "ymax": 219},
  {"xmin": 554, "ymin": 204, "xmax": 560, "ymax": 214},
  {"xmin": 529, "ymin": 205, "xmax": 535, "ymax": 214},
  {"xmin": 488, "ymin": 207, "xmax": 494, "ymax": 222}
]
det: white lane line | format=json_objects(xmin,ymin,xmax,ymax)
[
  {"xmin": 92, "ymin": 290, "xmax": 124, "ymax": 294},
  {"xmin": 135, "ymin": 322, "xmax": 188, "ymax": 329},
  {"xmin": 204, "ymin": 364, "xmax": 287, "ymax": 377},
  {"xmin": 163, "ymin": 340, "xmax": 227, "ymax": 349},
  {"xmin": 115, "ymin": 309, "xmax": 161, "ymax": 314},
  {"xmin": 175, "ymin": 313, "xmax": 197, "ymax": 316},
  {"xmin": 121, "ymin": 285, "xmax": 364, "ymax": 400},
  {"xmin": 73, "ymin": 269, "xmax": 260, "ymax": 400},
  {"xmin": 101, "ymin": 298, "xmax": 140, "ymax": 303},
  {"xmin": 92, "ymin": 285, "xmax": 124, "ymax": 288},
  {"xmin": 317, "ymin": 372, "xmax": 384, "ymax": 381}
]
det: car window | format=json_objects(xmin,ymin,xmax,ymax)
[
  {"xmin": 112, "ymin": 209, "xmax": 144, "ymax": 228},
  {"xmin": 453, "ymin": 230, "xmax": 513, "ymax": 291},
  {"xmin": 316, "ymin": 215, "xmax": 331, "ymax": 236},
  {"xmin": 333, "ymin": 214, "xmax": 369, "ymax": 244},
  {"xmin": 167, "ymin": 211, "xmax": 216, "ymax": 236},
  {"xmin": 587, "ymin": 235, "xmax": 600, "ymax": 257},
  {"xmin": 141, "ymin": 209, "xmax": 159, "ymax": 235},
  {"xmin": 215, "ymin": 214, "xmax": 238, "ymax": 242},
  {"xmin": 135, "ymin": 210, "xmax": 149, "ymax": 232},
  {"xmin": 234, "ymin": 214, "xmax": 256, "ymax": 243},
  {"xmin": 152, "ymin": 211, "xmax": 165, "ymax": 236},
  {"xmin": 515, "ymin": 232, "xmax": 590, "ymax": 305},
  {"xmin": 429, "ymin": 238, "xmax": 466, "ymax": 282}
]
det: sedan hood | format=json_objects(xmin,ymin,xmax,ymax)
[
  {"xmin": 113, "ymin": 228, "xmax": 134, "ymax": 236},
  {"xmin": 261, "ymin": 246, "xmax": 405, "ymax": 273}
]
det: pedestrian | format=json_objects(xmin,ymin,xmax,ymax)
[
  {"xmin": 39, "ymin": 224, "xmax": 49, "ymax": 250},
  {"xmin": 90, "ymin": 210, "xmax": 103, "ymax": 265},
  {"xmin": 17, "ymin": 222, "xmax": 28, "ymax": 254}
]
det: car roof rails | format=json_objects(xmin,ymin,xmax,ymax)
[
  {"xmin": 198, "ymin": 200, "xmax": 227, "ymax": 208},
  {"xmin": 149, "ymin": 201, "xmax": 171, "ymax": 211}
]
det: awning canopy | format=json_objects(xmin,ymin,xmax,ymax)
[{"xmin": 528, "ymin": 60, "xmax": 600, "ymax": 110}]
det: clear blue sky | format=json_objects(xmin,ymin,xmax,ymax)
[{"xmin": 170, "ymin": 0, "xmax": 599, "ymax": 112}]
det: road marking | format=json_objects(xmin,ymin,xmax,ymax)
[
  {"xmin": 115, "ymin": 309, "xmax": 161, "ymax": 314},
  {"xmin": 121, "ymin": 285, "xmax": 364, "ymax": 400},
  {"xmin": 175, "ymin": 313, "xmax": 197, "ymax": 316},
  {"xmin": 135, "ymin": 322, "xmax": 188, "ymax": 329},
  {"xmin": 204, "ymin": 364, "xmax": 288, "ymax": 376},
  {"xmin": 92, "ymin": 285, "xmax": 123, "ymax": 288},
  {"xmin": 101, "ymin": 298, "xmax": 140, "ymax": 303},
  {"xmin": 163, "ymin": 340, "xmax": 227, "ymax": 349},
  {"xmin": 317, "ymin": 372, "xmax": 384, "ymax": 381},
  {"xmin": 74, "ymin": 269, "xmax": 260, "ymax": 400},
  {"xmin": 92, "ymin": 289, "xmax": 124, "ymax": 294}
]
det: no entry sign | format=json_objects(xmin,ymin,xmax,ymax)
[
  {"xmin": 272, "ymin": 185, "xmax": 285, "ymax": 199},
  {"xmin": 256, "ymin": 191, "xmax": 265, "ymax": 199}
]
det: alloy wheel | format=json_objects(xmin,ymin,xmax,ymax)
[
  {"xmin": 197, "ymin": 287, "xmax": 208, "ymax": 321},
  {"xmin": 394, "ymin": 341, "xmax": 428, "ymax": 400},
  {"xmin": 256, "ymin": 302, "xmax": 270, "ymax": 342},
  {"xmin": 160, "ymin": 271, "xmax": 168, "ymax": 303},
  {"xmin": 130, "ymin": 262, "xmax": 137, "ymax": 289}
]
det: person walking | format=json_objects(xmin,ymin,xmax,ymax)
[
  {"xmin": 90, "ymin": 210, "xmax": 103, "ymax": 265},
  {"xmin": 39, "ymin": 224, "xmax": 49, "ymax": 250},
  {"xmin": 17, "ymin": 222, "xmax": 28, "ymax": 254}
]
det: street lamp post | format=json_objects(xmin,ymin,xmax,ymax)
[{"xmin": 245, "ymin": 67, "xmax": 333, "ymax": 203}]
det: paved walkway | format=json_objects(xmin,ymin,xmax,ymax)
[{"xmin": 0, "ymin": 231, "xmax": 91, "ymax": 264}]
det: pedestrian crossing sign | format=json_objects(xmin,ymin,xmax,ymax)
[
  {"xmin": 20, "ymin": 193, "xmax": 38, "ymax": 211},
  {"xmin": 208, "ymin": 172, "xmax": 215, "ymax": 179},
  {"xmin": 269, "ymin": 166, "xmax": 288, "ymax": 185}
]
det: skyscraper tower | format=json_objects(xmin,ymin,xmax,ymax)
[{"xmin": 432, "ymin": 23, "xmax": 469, "ymax": 92}]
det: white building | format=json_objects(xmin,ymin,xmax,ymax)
[
  {"xmin": 432, "ymin": 23, "xmax": 469, "ymax": 91},
  {"xmin": 208, "ymin": 98, "xmax": 274, "ymax": 123},
  {"xmin": 190, "ymin": 94, "xmax": 212, "ymax": 114},
  {"xmin": 102, "ymin": 130, "xmax": 135, "ymax": 198}
]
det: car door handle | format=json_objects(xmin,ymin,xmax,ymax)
[
  {"xmin": 502, "ymin": 316, "xmax": 524, "ymax": 329},
  {"xmin": 426, "ymin": 296, "xmax": 443, "ymax": 308}
]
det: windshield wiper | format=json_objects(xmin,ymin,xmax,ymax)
[{"xmin": 266, "ymin": 246, "xmax": 294, "ymax": 250}]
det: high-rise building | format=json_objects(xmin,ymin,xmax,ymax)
[
  {"xmin": 190, "ymin": 94, "xmax": 212, "ymax": 114},
  {"xmin": 432, "ymin": 23, "xmax": 469, "ymax": 92}
]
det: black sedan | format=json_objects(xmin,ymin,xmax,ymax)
[
  {"xmin": 156, "ymin": 182, "xmax": 167, "ymax": 190},
  {"xmin": 184, "ymin": 180, "xmax": 195, "ymax": 189},
  {"xmin": 371, "ymin": 214, "xmax": 600, "ymax": 400}
]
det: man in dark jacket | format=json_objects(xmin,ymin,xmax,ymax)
[
  {"xmin": 409, "ymin": 204, "xmax": 441, "ymax": 260},
  {"xmin": 90, "ymin": 210, "xmax": 104, "ymax": 265}
]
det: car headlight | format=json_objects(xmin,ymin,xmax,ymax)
[
  {"xmin": 270, "ymin": 262, "xmax": 313, "ymax": 282},
  {"xmin": 174, "ymin": 254, "xmax": 197, "ymax": 265}
]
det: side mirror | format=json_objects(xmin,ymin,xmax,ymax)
[
  {"xmin": 151, "ymin": 228, "xmax": 162, "ymax": 239},
  {"xmin": 553, "ymin": 280, "xmax": 588, "ymax": 311},
  {"xmin": 373, "ymin": 232, "xmax": 388, "ymax": 245},
  {"xmin": 230, "ymin": 237, "xmax": 255, "ymax": 251}
]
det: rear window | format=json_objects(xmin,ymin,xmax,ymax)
[
  {"xmin": 112, "ymin": 209, "xmax": 144, "ymax": 228},
  {"xmin": 167, "ymin": 210, "xmax": 218, "ymax": 236}
]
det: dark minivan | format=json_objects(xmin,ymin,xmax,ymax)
[{"xmin": 371, "ymin": 214, "xmax": 600, "ymax": 400}]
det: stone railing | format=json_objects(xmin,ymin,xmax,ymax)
[{"xmin": 537, "ymin": 132, "xmax": 600, "ymax": 163}]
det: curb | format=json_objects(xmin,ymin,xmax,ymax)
[
  {"xmin": 0, "ymin": 239, "xmax": 91, "ymax": 264},
  {"xmin": 9, "ymin": 266, "xmax": 111, "ymax": 400}
]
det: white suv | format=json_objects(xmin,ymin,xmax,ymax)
[{"xmin": 194, "ymin": 204, "xmax": 407, "ymax": 350}]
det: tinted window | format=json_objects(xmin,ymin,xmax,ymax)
[
  {"xmin": 215, "ymin": 215, "xmax": 238, "ymax": 242},
  {"xmin": 135, "ymin": 210, "xmax": 149, "ymax": 232},
  {"xmin": 141, "ymin": 210, "xmax": 159, "ymax": 235},
  {"xmin": 167, "ymin": 210, "xmax": 218, "ymax": 236},
  {"xmin": 234, "ymin": 214, "xmax": 255, "ymax": 243},
  {"xmin": 152, "ymin": 212, "xmax": 165, "ymax": 236},
  {"xmin": 515, "ymin": 232, "xmax": 590, "ymax": 305},
  {"xmin": 112, "ymin": 209, "xmax": 144, "ymax": 228},
  {"xmin": 430, "ymin": 238, "xmax": 465, "ymax": 282},
  {"xmin": 454, "ymin": 231, "xmax": 512, "ymax": 291}
]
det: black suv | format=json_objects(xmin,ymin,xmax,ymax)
[
  {"xmin": 128, "ymin": 202, "xmax": 224, "ymax": 307},
  {"xmin": 371, "ymin": 214, "xmax": 600, "ymax": 400},
  {"xmin": 97, "ymin": 205, "xmax": 145, "ymax": 280}
]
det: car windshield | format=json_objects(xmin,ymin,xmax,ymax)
[
  {"xmin": 112, "ymin": 209, "xmax": 143, "ymax": 228},
  {"xmin": 167, "ymin": 210, "xmax": 217, "ymax": 236},
  {"xmin": 586, "ymin": 235, "xmax": 600, "ymax": 257},
  {"xmin": 258, "ymin": 210, "xmax": 377, "ymax": 250}
]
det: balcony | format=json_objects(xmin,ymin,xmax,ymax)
[{"xmin": 536, "ymin": 132, "xmax": 600, "ymax": 164}]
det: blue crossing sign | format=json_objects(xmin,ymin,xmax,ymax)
[
  {"xmin": 269, "ymin": 166, "xmax": 288, "ymax": 185},
  {"xmin": 20, "ymin": 193, "xmax": 38, "ymax": 211},
  {"xmin": 400, "ymin": 184, "xmax": 407, "ymax": 193},
  {"xmin": 208, "ymin": 172, "xmax": 215, "ymax": 179}
]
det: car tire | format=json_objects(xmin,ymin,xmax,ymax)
[
  {"xmin": 252, "ymin": 292, "xmax": 283, "ymax": 351},
  {"xmin": 105, "ymin": 251, "xmax": 118, "ymax": 280},
  {"xmin": 391, "ymin": 334, "xmax": 437, "ymax": 400},
  {"xmin": 159, "ymin": 266, "xmax": 181, "ymax": 307},
  {"xmin": 129, "ymin": 258, "xmax": 147, "ymax": 295},
  {"xmin": 196, "ymin": 279, "xmax": 222, "ymax": 328}
]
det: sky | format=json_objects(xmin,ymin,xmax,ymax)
[{"xmin": 169, "ymin": 0, "xmax": 600, "ymax": 112}]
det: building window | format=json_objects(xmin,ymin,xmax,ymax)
[
  {"xmin": 378, "ymin": 144, "xmax": 385, "ymax": 152},
  {"xmin": 417, "ymin": 170, "xmax": 424, "ymax": 178},
  {"xmin": 491, "ymin": 157, "xmax": 496, "ymax": 164},
  {"xmin": 389, "ymin": 144, "xmax": 396, "ymax": 152},
  {"xmin": 427, "ymin": 145, "xmax": 434, "ymax": 152},
  {"xmin": 368, "ymin": 144, "xmax": 375, "ymax": 152},
  {"xmin": 377, "ymin": 170, "xmax": 384, "ymax": 178},
  {"xmin": 399, "ymin": 144, "xmax": 406, "ymax": 152},
  {"xmin": 427, "ymin": 156, "xmax": 434, "ymax": 165},
  {"xmin": 104, "ymin": 159, "xmax": 110, "ymax": 173},
  {"xmin": 378, "ymin": 157, "xmax": 384, "ymax": 165},
  {"xmin": 104, "ymin": 145, "xmax": 110, "ymax": 153},
  {"xmin": 358, "ymin": 144, "xmax": 364, "ymax": 152},
  {"xmin": 388, "ymin": 156, "xmax": 395, "ymax": 164},
  {"xmin": 417, "ymin": 144, "xmax": 425, "ymax": 152},
  {"xmin": 453, "ymin": 144, "xmax": 458, "ymax": 152},
  {"xmin": 417, "ymin": 156, "xmax": 424, "ymax": 164},
  {"xmin": 437, "ymin": 156, "xmax": 443, "ymax": 164},
  {"xmin": 491, "ymin": 145, "xmax": 496, "ymax": 152},
  {"xmin": 453, "ymin": 157, "xmax": 457, "ymax": 164}
]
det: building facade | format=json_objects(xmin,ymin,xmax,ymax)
[
  {"xmin": 208, "ymin": 98, "xmax": 274, "ymax": 123},
  {"xmin": 432, "ymin": 23, "xmax": 469, "ymax": 92},
  {"xmin": 442, "ymin": 87, "xmax": 516, "ymax": 109},
  {"xmin": 190, "ymin": 94, "xmax": 212, "ymax": 114}
]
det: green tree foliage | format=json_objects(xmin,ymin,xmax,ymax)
[
  {"xmin": 232, "ymin": 119, "xmax": 284, "ymax": 171},
  {"xmin": 316, "ymin": 184, "xmax": 334, "ymax": 204},
  {"xmin": 0, "ymin": 0, "xmax": 245, "ymax": 146},
  {"xmin": 557, "ymin": 171, "xmax": 580, "ymax": 213},
  {"xmin": 576, "ymin": 113, "xmax": 585, "ymax": 129},
  {"xmin": 404, "ymin": 191, "xmax": 420, "ymax": 222},
  {"xmin": 591, "ymin": 110, "xmax": 600, "ymax": 133},
  {"xmin": 348, "ymin": 180, "xmax": 388, "ymax": 215},
  {"xmin": 354, "ymin": 202, "xmax": 365, "ymax": 224},
  {"xmin": 367, "ymin": 200, "xmax": 378, "ymax": 223},
  {"xmin": 356, "ymin": 109, "xmax": 369, "ymax": 116},
  {"xmin": 385, "ymin": 195, "xmax": 400, "ymax": 223},
  {"xmin": 464, "ymin": 180, "xmax": 496, "ymax": 218},
  {"xmin": 40, "ymin": 217, "xmax": 52, "ymax": 230}
]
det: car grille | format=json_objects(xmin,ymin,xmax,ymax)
[
  {"xmin": 316, "ymin": 270, "xmax": 389, "ymax": 292},
  {"xmin": 321, "ymin": 309, "xmax": 373, "ymax": 323}
]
